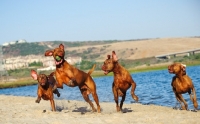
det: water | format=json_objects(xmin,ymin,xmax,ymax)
[{"xmin": 1, "ymin": 65, "xmax": 200, "ymax": 109}]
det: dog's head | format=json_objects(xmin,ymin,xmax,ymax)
[
  {"xmin": 168, "ymin": 63, "xmax": 186, "ymax": 75},
  {"xmin": 31, "ymin": 70, "xmax": 49, "ymax": 86},
  {"xmin": 101, "ymin": 51, "xmax": 118, "ymax": 75},
  {"xmin": 44, "ymin": 44, "xmax": 65, "ymax": 66}
]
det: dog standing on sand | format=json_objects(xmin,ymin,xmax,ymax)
[
  {"xmin": 44, "ymin": 44, "xmax": 101, "ymax": 113},
  {"xmin": 102, "ymin": 51, "xmax": 139, "ymax": 112},
  {"xmin": 31, "ymin": 70, "xmax": 60, "ymax": 111},
  {"xmin": 168, "ymin": 63, "xmax": 198, "ymax": 111}
]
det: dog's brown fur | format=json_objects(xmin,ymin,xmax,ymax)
[
  {"xmin": 44, "ymin": 44, "xmax": 101, "ymax": 113},
  {"xmin": 31, "ymin": 70, "xmax": 60, "ymax": 111},
  {"xmin": 102, "ymin": 51, "xmax": 138, "ymax": 112},
  {"xmin": 168, "ymin": 63, "xmax": 198, "ymax": 111}
]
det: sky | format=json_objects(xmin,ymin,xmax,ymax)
[{"xmin": 0, "ymin": 0, "xmax": 200, "ymax": 45}]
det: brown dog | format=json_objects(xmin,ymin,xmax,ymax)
[
  {"xmin": 31, "ymin": 70, "xmax": 60, "ymax": 111},
  {"xmin": 44, "ymin": 44, "xmax": 101, "ymax": 113},
  {"xmin": 102, "ymin": 51, "xmax": 139, "ymax": 112},
  {"xmin": 168, "ymin": 63, "xmax": 198, "ymax": 111}
]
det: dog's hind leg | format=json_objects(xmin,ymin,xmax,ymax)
[
  {"xmin": 91, "ymin": 92, "xmax": 101, "ymax": 113},
  {"xmin": 80, "ymin": 88, "xmax": 97, "ymax": 112},
  {"xmin": 80, "ymin": 85, "xmax": 91, "ymax": 95},
  {"xmin": 189, "ymin": 87, "xmax": 198, "ymax": 111},
  {"xmin": 120, "ymin": 91, "xmax": 126, "ymax": 111},
  {"xmin": 80, "ymin": 85, "xmax": 101, "ymax": 113}
]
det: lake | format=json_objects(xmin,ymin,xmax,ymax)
[{"xmin": 0, "ymin": 65, "xmax": 200, "ymax": 109}]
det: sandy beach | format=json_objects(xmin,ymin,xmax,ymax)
[{"xmin": 0, "ymin": 95, "xmax": 199, "ymax": 124}]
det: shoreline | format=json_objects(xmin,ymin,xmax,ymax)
[
  {"xmin": 1, "ymin": 63, "xmax": 200, "ymax": 89},
  {"xmin": 0, "ymin": 95, "xmax": 199, "ymax": 124}
]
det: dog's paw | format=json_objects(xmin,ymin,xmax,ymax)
[
  {"xmin": 57, "ymin": 93, "xmax": 60, "ymax": 97},
  {"xmin": 35, "ymin": 99, "xmax": 40, "ymax": 103},
  {"xmin": 173, "ymin": 107, "xmax": 178, "ymax": 110}
]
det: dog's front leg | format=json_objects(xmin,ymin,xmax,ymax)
[
  {"xmin": 67, "ymin": 78, "xmax": 77, "ymax": 87},
  {"xmin": 55, "ymin": 72, "xmax": 64, "ymax": 89},
  {"xmin": 56, "ymin": 78, "xmax": 64, "ymax": 89},
  {"xmin": 112, "ymin": 83, "xmax": 120, "ymax": 112},
  {"xmin": 35, "ymin": 96, "xmax": 41, "ymax": 103},
  {"xmin": 36, "ymin": 90, "xmax": 42, "ymax": 103},
  {"xmin": 63, "ymin": 70, "xmax": 77, "ymax": 87},
  {"xmin": 50, "ymin": 99, "xmax": 56, "ymax": 111},
  {"xmin": 53, "ymin": 88, "xmax": 60, "ymax": 97}
]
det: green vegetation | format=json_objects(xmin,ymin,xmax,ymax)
[
  {"xmin": 3, "ymin": 42, "xmax": 48, "ymax": 56},
  {"xmin": 7, "ymin": 68, "xmax": 34, "ymax": 77},
  {"xmin": 29, "ymin": 61, "xmax": 43, "ymax": 67},
  {"xmin": 0, "ymin": 78, "xmax": 37, "ymax": 89},
  {"xmin": 77, "ymin": 60, "xmax": 96, "ymax": 70},
  {"xmin": 0, "ymin": 40, "xmax": 151, "ymax": 62}
]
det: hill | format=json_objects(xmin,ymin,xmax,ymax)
[{"xmin": 2, "ymin": 37, "xmax": 200, "ymax": 61}]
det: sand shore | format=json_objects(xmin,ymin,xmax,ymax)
[{"xmin": 0, "ymin": 95, "xmax": 199, "ymax": 124}]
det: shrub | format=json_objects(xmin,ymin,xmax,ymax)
[{"xmin": 29, "ymin": 61, "xmax": 43, "ymax": 67}]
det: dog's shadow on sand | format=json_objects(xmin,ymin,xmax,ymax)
[
  {"xmin": 55, "ymin": 105, "xmax": 66, "ymax": 112},
  {"xmin": 121, "ymin": 108, "xmax": 133, "ymax": 113},
  {"xmin": 56, "ymin": 106, "xmax": 133, "ymax": 114},
  {"xmin": 72, "ymin": 107, "xmax": 91, "ymax": 113},
  {"xmin": 55, "ymin": 104, "xmax": 91, "ymax": 114}
]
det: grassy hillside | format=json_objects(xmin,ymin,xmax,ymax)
[
  {"xmin": 2, "ymin": 40, "xmax": 122, "ymax": 58},
  {"xmin": 2, "ymin": 37, "xmax": 200, "ymax": 61}
]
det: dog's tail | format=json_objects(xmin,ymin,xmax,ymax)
[
  {"xmin": 191, "ymin": 87, "xmax": 198, "ymax": 109},
  {"xmin": 88, "ymin": 64, "xmax": 96, "ymax": 75}
]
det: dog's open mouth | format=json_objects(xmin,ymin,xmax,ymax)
[
  {"xmin": 55, "ymin": 55, "xmax": 63, "ymax": 65},
  {"xmin": 168, "ymin": 68, "xmax": 175, "ymax": 73},
  {"xmin": 41, "ymin": 82, "xmax": 46, "ymax": 86},
  {"xmin": 168, "ymin": 65, "xmax": 173, "ymax": 73},
  {"xmin": 102, "ymin": 65, "xmax": 110, "ymax": 75},
  {"xmin": 103, "ymin": 70, "xmax": 109, "ymax": 75},
  {"xmin": 39, "ymin": 80, "xmax": 46, "ymax": 86}
]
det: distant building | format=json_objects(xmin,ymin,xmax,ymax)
[
  {"xmin": 17, "ymin": 39, "xmax": 26, "ymax": 43},
  {"xmin": 0, "ymin": 45, "xmax": 8, "ymax": 81},
  {"xmin": 4, "ymin": 55, "xmax": 82, "ymax": 70},
  {"xmin": 2, "ymin": 39, "xmax": 27, "ymax": 46}
]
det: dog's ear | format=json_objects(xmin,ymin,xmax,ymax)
[
  {"xmin": 49, "ymin": 72, "xmax": 55, "ymax": 77},
  {"xmin": 181, "ymin": 64, "xmax": 186, "ymax": 74},
  {"xmin": 31, "ymin": 70, "xmax": 38, "ymax": 80},
  {"xmin": 107, "ymin": 55, "xmax": 111, "ymax": 59},
  {"xmin": 112, "ymin": 51, "xmax": 118, "ymax": 62},
  {"xmin": 45, "ymin": 50, "xmax": 53, "ymax": 56},
  {"xmin": 59, "ymin": 44, "xmax": 64, "ymax": 50}
]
